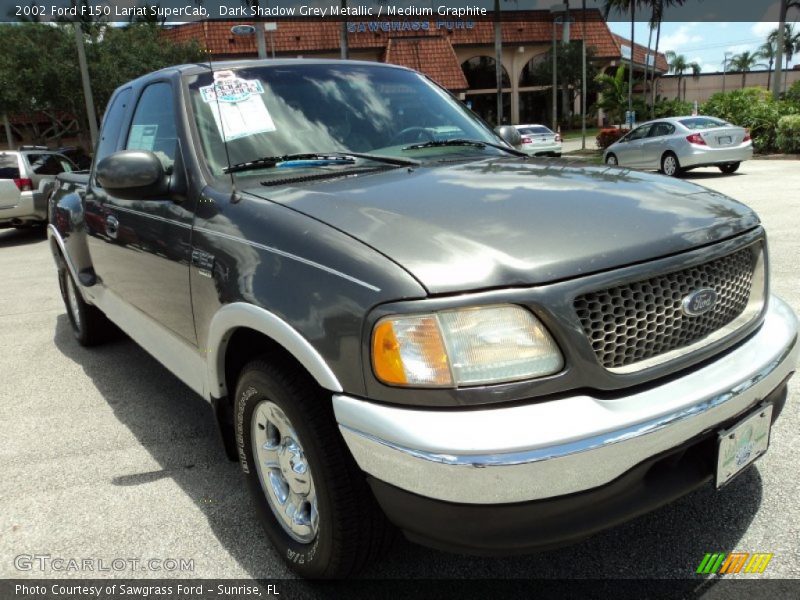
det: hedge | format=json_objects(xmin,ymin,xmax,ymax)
[{"xmin": 776, "ymin": 114, "xmax": 800, "ymax": 154}]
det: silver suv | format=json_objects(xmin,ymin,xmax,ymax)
[{"xmin": 0, "ymin": 147, "xmax": 76, "ymax": 230}]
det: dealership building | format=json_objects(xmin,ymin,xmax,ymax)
[{"xmin": 164, "ymin": 10, "xmax": 668, "ymax": 126}]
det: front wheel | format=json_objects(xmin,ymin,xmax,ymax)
[
  {"xmin": 605, "ymin": 153, "xmax": 618, "ymax": 166},
  {"xmin": 660, "ymin": 152, "xmax": 682, "ymax": 177},
  {"xmin": 719, "ymin": 162, "xmax": 740, "ymax": 174},
  {"xmin": 235, "ymin": 359, "xmax": 393, "ymax": 578},
  {"xmin": 58, "ymin": 267, "xmax": 112, "ymax": 346}
]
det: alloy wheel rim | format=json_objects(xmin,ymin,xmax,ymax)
[
  {"xmin": 251, "ymin": 400, "xmax": 319, "ymax": 543},
  {"xmin": 607, "ymin": 155, "xmax": 617, "ymax": 165},
  {"xmin": 664, "ymin": 156, "xmax": 676, "ymax": 175}
]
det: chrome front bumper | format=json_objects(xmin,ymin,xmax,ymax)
[{"xmin": 334, "ymin": 295, "xmax": 798, "ymax": 505}]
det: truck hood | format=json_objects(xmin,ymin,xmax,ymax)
[{"xmin": 245, "ymin": 158, "xmax": 760, "ymax": 294}]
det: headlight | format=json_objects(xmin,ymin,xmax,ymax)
[{"xmin": 371, "ymin": 305, "xmax": 563, "ymax": 387}]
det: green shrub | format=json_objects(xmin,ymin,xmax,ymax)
[
  {"xmin": 701, "ymin": 88, "xmax": 799, "ymax": 153},
  {"xmin": 596, "ymin": 128, "xmax": 626, "ymax": 149},
  {"xmin": 776, "ymin": 114, "xmax": 800, "ymax": 154},
  {"xmin": 786, "ymin": 80, "xmax": 800, "ymax": 107},
  {"xmin": 653, "ymin": 98, "xmax": 693, "ymax": 119}
]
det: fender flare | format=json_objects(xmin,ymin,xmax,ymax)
[{"xmin": 206, "ymin": 302, "xmax": 343, "ymax": 398}]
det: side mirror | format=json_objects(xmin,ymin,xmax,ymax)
[
  {"xmin": 95, "ymin": 150, "xmax": 168, "ymax": 199},
  {"xmin": 494, "ymin": 125, "xmax": 522, "ymax": 149}
]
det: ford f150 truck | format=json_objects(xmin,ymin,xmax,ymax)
[{"xmin": 48, "ymin": 60, "xmax": 798, "ymax": 578}]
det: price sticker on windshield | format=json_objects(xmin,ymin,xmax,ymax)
[{"xmin": 201, "ymin": 71, "xmax": 276, "ymax": 141}]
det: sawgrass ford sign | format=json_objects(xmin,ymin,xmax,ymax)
[{"xmin": 348, "ymin": 20, "xmax": 477, "ymax": 33}]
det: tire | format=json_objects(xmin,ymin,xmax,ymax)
[
  {"xmin": 234, "ymin": 359, "xmax": 394, "ymax": 578},
  {"xmin": 719, "ymin": 162, "xmax": 740, "ymax": 174},
  {"xmin": 605, "ymin": 153, "xmax": 618, "ymax": 166},
  {"xmin": 660, "ymin": 152, "xmax": 682, "ymax": 177},
  {"xmin": 58, "ymin": 267, "xmax": 111, "ymax": 346}
]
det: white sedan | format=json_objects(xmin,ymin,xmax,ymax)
[
  {"xmin": 514, "ymin": 124, "xmax": 562, "ymax": 157},
  {"xmin": 603, "ymin": 116, "xmax": 752, "ymax": 176}
]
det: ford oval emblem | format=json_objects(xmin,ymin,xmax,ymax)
[
  {"xmin": 682, "ymin": 288, "xmax": 717, "ymax": 316},
  {"xmin": 230, "ymin": 24, "xmax": 256, "ymax": 36}
]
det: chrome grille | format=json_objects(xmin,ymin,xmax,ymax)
[{"xmin": 574, "ymin": 246, "xmax": 756, "ymax": 370}]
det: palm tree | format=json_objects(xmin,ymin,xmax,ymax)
[
  {"xmin": 773, "ymin": 0, "xmax": 800, "ymax": 98},
  {"xmin": 603, "ymin": 0, "xmax": 640, "ymax": 119},
  {"xmin": 757, "ymin": 41, "xmax": 777, "ymax": 91},
  {"xmin": 769, "ymin": 23, "xmax": 800, "ymax": 93},
  {"xmin": 665, "ymin": 51, "xmax": 700, "ymax": 100},
  {"xmin": 726, "ymin": 51, "xmax": 767, "ymax": 89},
  {"xmin": 645, "ymin": 0, "xmax": 688, "ymax": 117},
  {"xmin": 595, "ymin": 65, "xmax": 630, "ymax": 126}
]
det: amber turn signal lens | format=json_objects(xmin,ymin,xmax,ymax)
[{"xmin": 372, "ymin": 316, "xmax": 453, "ymax": 387}]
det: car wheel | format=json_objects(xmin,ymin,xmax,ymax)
[
  {"xmin": 718, "ymin": 162, "xmax": 740, "ymax": 174},
  {"xmin": 58, "ymin": 267, "xmax": 112, "ymax": 346},
  {"xmin": 235, "ymin": 358, "xmax": 394, "ymax": 578},
  {"xmin": 660, "ymin": 152, "xmax": 682, "ymax": 177},
  {"xmin": 554, "ymin": 153, "xmax": 562, "ymax": 158},
  {"xmin": 605, "ymin": 153, "xmax": 618, "ymax": 166}
]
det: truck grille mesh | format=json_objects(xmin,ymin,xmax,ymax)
[{"xmin": 574, "ymin": 247, "xmax": 755, "ymax": 370}]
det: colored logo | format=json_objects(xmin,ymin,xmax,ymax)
[
  {"xmin": 696, "ymin": 552, "xmax": 773, "ymax": 574},
  {"xmin": 681, "ymin": 288, "xmax": 717, "ymax": 316}
]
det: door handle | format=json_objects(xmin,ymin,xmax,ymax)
[{"xmin": 105, "ymin": 215, "xmax": 119, "ymax": 239}]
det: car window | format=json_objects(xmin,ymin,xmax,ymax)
[
  {"xmin": 647, "ymin": 123, "xmax": 676, "ymax": 138},
  {"xmin": 627, "ymin": 125, "xmax": 651, "ymax": 141},
  {"xmin": 96, "ymin": 88, "xmax": 132, "ymax": 165},
  {"xmin": 520, "ymin": 126, "xmax": 552, "ymax": 135},
  {"xmin": 679, "ymin": 117, "xmax": 728, "ymax": 130},
  {"xmin": 0, "ymin": 154, "xmax": 20, "ymax": 179},
  {"xmin": 27, "ymin": 154, "xmax": 69, "ymax": 176},
  {"xmin": 126, "ymin": 82, "xmax": 177, "ymax": 171}
]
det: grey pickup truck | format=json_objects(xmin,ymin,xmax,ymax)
[{"xmin": 48, "ymin": 59, "xmax": 798, "ymax": 578}]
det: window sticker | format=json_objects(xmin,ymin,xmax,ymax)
[
  {"xmin": 128, "ymin": 124, "xmax": 158, "ymax": 151},
  {"xmin": 201, "ymin": 70, "xmax": 276, "ymax": 141}
]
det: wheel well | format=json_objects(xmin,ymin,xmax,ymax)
[{"xmin": 216, "ymin": 327, "xmax": 318, "ymax": 460}]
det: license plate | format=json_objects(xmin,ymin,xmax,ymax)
[
  {"xmin": 718, "ymin": 136, "xmax": 732, "ymax": 145},
  {"xmin": 716, "ymin": 404, "xmax": 772, "ymax": 488}
]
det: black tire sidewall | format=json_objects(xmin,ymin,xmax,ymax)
[
  {"xmin": 234, "ymin": 367, "xmax": 334, "ymax": 577},
  {"xmin": 59, "ymin": 268, "xmax": 86, "ymax": 343}
]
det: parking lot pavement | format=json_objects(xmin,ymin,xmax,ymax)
[{"xmin": 1, "ymin": 160, "xmax": 798, "ymax": 581}]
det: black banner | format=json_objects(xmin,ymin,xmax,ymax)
[{"xmin": 4, "ymin": 579, "xmax": 800, "ymax": 600}]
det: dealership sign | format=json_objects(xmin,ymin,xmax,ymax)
[{"xmin": 347, "ymin": 21, "xmax": 476, "ymax": 34}]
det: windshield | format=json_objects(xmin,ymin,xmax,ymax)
[{"xmin": 186, "ymin": 63, "xmax": 503, "ymax": 178}]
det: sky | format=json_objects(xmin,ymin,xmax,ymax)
[{"xmin": 608, "ymin": 21, "xmax": 800, "ymax": 74}]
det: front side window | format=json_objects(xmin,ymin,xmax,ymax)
[
  {"xmin": 127, "ymin": 82, "xmax": 178, "ymax": 171},
  {"xmin": 95, "ymin": 87, "xmax": 132, "ymax": 165},
  {"xmin": 626, "ymin": 125, "xmax": 652, "ymax": 141},
  {"xmin": 186, "ymin": 64, "xmax": 502, "ymax": 177}
]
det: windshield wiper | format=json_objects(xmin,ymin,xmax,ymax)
[
  {"xmin": 224, "ymin": 152, "xmax": 418, "ymax": 174},
  {"xmin": 402, "ymin": 138, "xmax": 528, "ymax": 157}
]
